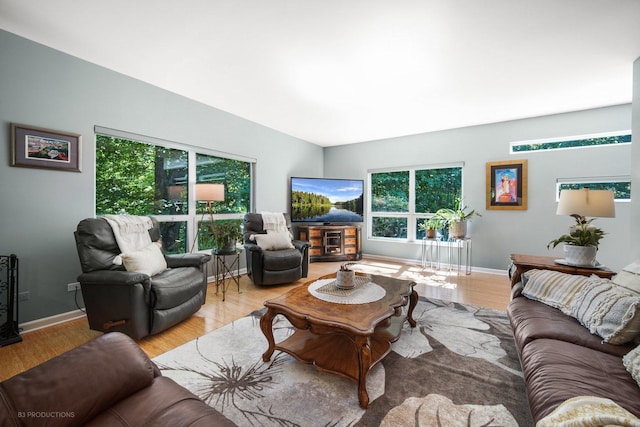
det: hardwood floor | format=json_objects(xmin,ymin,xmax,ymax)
[{"xmin": 0, "ymin": 258, "xmax": 511, "ymax": 382}]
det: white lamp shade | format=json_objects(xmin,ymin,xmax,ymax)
[
  {"xmin": 195, "ymin": 183, "xmax": 225, "ymax": 202},
  {"xmin": 167, "ymin": 185, "xmax": 185, "ymax": 200},
  {"xmin": 556, "ymin": 188, "xmax": 615, "ymax": 218}
]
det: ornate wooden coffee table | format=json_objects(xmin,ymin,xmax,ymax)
[{"xmin": 260, "ymin": 273, "xmax": 418, "ymax": 409}]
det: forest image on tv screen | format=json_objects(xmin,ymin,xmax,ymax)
[{"xmin": 291, "ymin": 178, "xmax": 364, "ymax": 222}]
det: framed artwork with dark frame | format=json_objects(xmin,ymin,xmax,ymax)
[
  {"xmin": 11, "ymin": 123, "xmax": 82, "ymax": 172},
  {"xmin": 486, "ymin": 159, "xmax": 528, "ymax": 210}
]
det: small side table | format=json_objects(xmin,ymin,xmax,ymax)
[
  {"xmin": 447, "ymin": 238, "xmax": 472, "ymax": 275},
  {"xmin": 508, "ymin": 253, "xmax": 615, "ymax": 288},
  {"xmin": 421, "ymin": 237, "xmax": 440, "ymax": 270},
  {"xmin": 214, "ymin": 248, "xmax": 242, "ymax": 301}
]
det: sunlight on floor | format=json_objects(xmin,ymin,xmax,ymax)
[
  {"xmin": 353, "ymin": 260, "xmax": 459, "ymax": 290},
  {"xmin": 351, "ymin": 260, "xmax": 402, "ymax": 273}
]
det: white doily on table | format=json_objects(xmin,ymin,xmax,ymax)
[{"xmin": 308, "ymin": 278, "xmax": 386, "ymax": 304}]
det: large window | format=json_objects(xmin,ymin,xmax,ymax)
[
  {"xmin": 510, "ymin": 131, "xmax": 631, "ymax": 153},
  {"xmin": 96, "ymin": 133, "xmax": 253, "ymax": 254},
  {"xmin": 369, "ymin": 165, "xmax": 462, "ymax": 241}
]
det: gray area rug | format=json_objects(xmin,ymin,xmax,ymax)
[{"xmin": 153, "ymin": 296, "xmax": 533, "ymax": 426}]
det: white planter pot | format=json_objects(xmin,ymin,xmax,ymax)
[
  {"xmin": 563, "ymin": 245, "xmax": 597, "ymax": 267},
  {"xmin": 449, "ymin": 221, "xmax": 468, "ymax": 239},
  {"xmin": 336, "ymin": 270, "xmax": 355, "ymax": 289}
]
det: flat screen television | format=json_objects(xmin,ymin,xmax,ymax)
[{"xmin": 290, "ymin": 177, "xmax": 364, "ymax": 223}]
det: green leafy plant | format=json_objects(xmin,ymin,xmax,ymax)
[
  {"xmin": 208, "ymin": 221, "xmax": 242, "ymax": 253},
  {"xmin": 340, "ymin": 262, "xmax": 358, "ymax": 271},
  {"xmin": 547, "ymin": 214, "xmax": 606, "ymax": 249},
  {"xmin": 419, "ymin": 216, "xmax": 445, "ymax": 231},
  {"xmin": 434, "ymin": 198, "xmax": 481, "ymax": 225}
]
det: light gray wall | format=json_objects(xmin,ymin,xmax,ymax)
[
  {"xmin": 1, "ymin": 27, "xmax": 636, "ymax": 325},
  {"xmin": 632, "ymin": 56, "xmax": 640, "ymax": 261},
  {"xmin": 324, "ymin": 105, "xmax": 633, "ymax": 272},
  {"xmin": 0, "ymin": 30, "xmax": 323, "ymax": 323}
]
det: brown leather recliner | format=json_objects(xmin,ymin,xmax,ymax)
[
  {"xmin": 243, "ymin": 213, "xmax": 310, "ymax": 285},
  {"xmin": 74, "ymin": 217, "xmax": 211, "ymax": 340}
]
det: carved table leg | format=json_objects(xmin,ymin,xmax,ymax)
[
  {"xmin": 407, "ymin": 289, "xmax": 418, "ymax": 327},
  {"xmin": 356, "ymin": 335, "xmax": 372, "ymax": 409},
  {"xmin": 260, "ymin": 308, "xmax": 277, "ymax": 362}
]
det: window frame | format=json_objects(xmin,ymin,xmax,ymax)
[
  {"xmin": 555, "ymin": 176, "xmax": 631, "ymax": 203},
  {"xmin": 368, "ymin": 162, "xmax": 464, "ymax": 243},
  {"xmin": 94, "ymin": 126, "xmax": 256, "ymax": 253}
]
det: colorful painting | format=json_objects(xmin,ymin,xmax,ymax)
[
  {"xmin": 26, "ymin": 135, "xmax": 71, "ymax": 163},
  {"xmin": 486, "ymin": 160, "xmax": 527, "ymax": 210},
  {"xmin": 11, "ymin": 123, "xmax": 81, "ymax": 172}
]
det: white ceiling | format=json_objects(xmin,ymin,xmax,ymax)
[{"xmin": 1, "ymin": 1, "xmax": 640, "ymax": 147}]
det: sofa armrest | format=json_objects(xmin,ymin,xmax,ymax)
[
  {"xmin": 243, "ymin": 243, "xmax": 263, "ymax": 283},
  {"xmin": 77, "ymin": 271, "xmax": 152, "ymax": 337},
  {"xmin": 511, "ymin": 280, "xmax": 524, "ymax": 299},
  {"xmin": 78, "ymin": 270, "xmax": 150, "ymax": 286},
  {"xmin": 165, "ymin": 253, "xmax": 211, "ymax": 269},
  {"xmin": 292, "ymin": 239, "xmax": 311, "ymax": 251},
  {"xmin": 0, "ymin": 333, "xmax": 155, "ymax": 427},
  {"xmin": 244, "ymin": 241, "xmax": 309, "ymax": 252},
  {"xmin": 244, "ymin": 242, "xmax": 261, "ymax": 251}
]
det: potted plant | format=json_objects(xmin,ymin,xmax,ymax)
[
  {"xmin": 208, "ymin": 221, "xmax": 242, "ymax": 255},
  {"xmin": 434, "ymin": 198, "xmax": 481, "ymax": 239},
  {"xmin": 547, "ymin": 214, "xmax": 606, "ymax": 266},
  {"xmin": 419, "ymin": 216, "xmax": 445, "ymax": 239},
  {"xmin": 336, "ymin": 262, "xmax": 357, "ymax": 289}
]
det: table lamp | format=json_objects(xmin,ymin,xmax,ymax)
[
  {"xmin": 556, "ymin": 188, "xmax": 615, "ymax": 221},
  {"xmin": 552, "ymin": 188, "xmax": 615, "ymax": 266}
]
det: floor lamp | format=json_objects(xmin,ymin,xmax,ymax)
[{"xmin": 190, "ymin": 183, "xmax": 225, "ymax": 252}]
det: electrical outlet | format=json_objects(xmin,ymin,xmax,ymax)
[
  {"xmin": 18, "ymin": 291, "xmax": 30, "ymax": 301},
  {"xmin": 67, "ymin": 282, "xmax": 81, "ymax": 292}
]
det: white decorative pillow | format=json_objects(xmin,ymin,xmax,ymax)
[
  {"xmin": 536, "ymin": 396, "xmax": 640, "ymax": 427},
  {"xmin": 622, "ymin": 260, "xmax": 640, "ymax": 274},
  {"xmin": 522, "ymin": 269, "xmax": 593, "ymax": 316},
  {"xmin": 121, "ymin": 242, "xmax": 167, "ymax": 276},
  {"xmin": 623, "ymin": 345, "xmax": 640, "ymax": 389},
  {"xmin": 252, "ymin": 232, "xmax": 294, "ymax": 250},
  {"xmin": 570, "ymin": 277, "xmax": 640, "ymax": 345},
  {"xmin": 613, "ymin": 260, "xmax": 640, "ymax": 293}
]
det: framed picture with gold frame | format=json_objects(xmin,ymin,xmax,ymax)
[{"xmin": 486, "ymin": 160, "xmax": 527, "ymax": 210}]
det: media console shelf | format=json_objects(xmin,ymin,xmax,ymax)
[{"xmin": 296, "ymin": 224, "xmax": 362, "ymax": 262}]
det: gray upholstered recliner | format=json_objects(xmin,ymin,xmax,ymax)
[
  {"xmin": 243, "ymin": 213, "xmax": 310, "ymax": 286},
  {"xmin": 74, "ymin": 217, "xmax": 211, "ymax": 340}
]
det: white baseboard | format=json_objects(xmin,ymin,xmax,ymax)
[
  {"xmin": 19, "ymin": 261, "xmax": 502, "ymax": 333},
  {"xmin": 20, "ymin": 309, "xmax": 87, "ymax": 334},
  {"xmin": 361, "ymin": 253, "xmax": 507, "ymax": 276}
]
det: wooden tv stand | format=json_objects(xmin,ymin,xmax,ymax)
[{"xmin": 296, "ymin": 224, "xmax": 362, "ymax": 262}]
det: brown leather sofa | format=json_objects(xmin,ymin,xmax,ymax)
[
  {"xmin": 507, "ymin": 279, "xmax": 640, "ymax": 423},
  {"xmin": 0, "ymin": 332, "xmax": 234, "ymax": 427}
]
